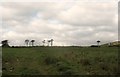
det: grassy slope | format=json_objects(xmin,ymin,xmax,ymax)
[{"xmin": 2, "ymin": 47, "xmax": 118, "ymax": 75}]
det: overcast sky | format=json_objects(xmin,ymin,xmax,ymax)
[{"xmin": 0, "ymin": 1, "xmax": 118, "ymax": 46}]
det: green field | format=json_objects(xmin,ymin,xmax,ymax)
[{"xmin": 2, "ymin": 47, "xmax": 118, "ymax": 75}]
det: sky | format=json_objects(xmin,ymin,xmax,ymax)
[{"xmin": 0, "ymin": 0, "xmax": 118, "ymax": 46}]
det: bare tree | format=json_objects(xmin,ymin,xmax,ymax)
[
  {"xmin": 97, "ymin": 40, "xmax": 101, "ymax": 47},
  {"xmin": 25, "ymin": 39, "xmax": 29, "ymax": 47},
  {"xmin": 51, "ymin": 39, "xmax": 54, "ymax": 46},
  {"xmin": 42, "ymin": 40, "xmax": 45, "ymax": 46},
  {"xmin": 31, "ymin": 40, "xmax": 35, "ymax": 46},
  {"xmin": 47, "ymin": 40, "xmax": 51, "ymax": 46}
]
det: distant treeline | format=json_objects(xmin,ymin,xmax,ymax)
[{"xmin": 1, "ymin": 39, "xmax": 120, "ymax": 48}]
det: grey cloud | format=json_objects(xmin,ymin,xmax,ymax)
[
  {"xmin": 1, "ymin": 2, "xmax": 118, "ymax": 46},
  {"xmin": 57, "ymin": 3, "xmax": 117, "ymax": 27}
]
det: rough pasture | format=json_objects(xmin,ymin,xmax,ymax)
[{"xmin": 2, "ymin": 47, "xmax": 118, "ymax": 75}]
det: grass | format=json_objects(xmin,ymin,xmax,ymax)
[{"xmin": 2, "ymin": 46, "xmax": 118, "ymax": 75}]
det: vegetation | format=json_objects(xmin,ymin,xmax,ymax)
[
  {"xmin": 1, "ymin": 40, "xmax": 10, "ymax": 47},
  {"xmin": 97, "ymin": 40, "xmax": 101, "ymax": 47},
  {"xmin": 30, "ymin": 40, "xmax": 35, "ymax": 46},
  {"xmin": 2, "ymin": 46, "xmax": 118, "ymax": 75}
]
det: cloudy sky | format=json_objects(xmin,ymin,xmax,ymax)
[{"xmin": 0, "ymin": 1, "xmax": 118, "ymax": 46}]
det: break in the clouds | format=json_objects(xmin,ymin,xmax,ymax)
[{"xmin": 0, "ymin": 1, "xmax": 118, "ymax": 46}]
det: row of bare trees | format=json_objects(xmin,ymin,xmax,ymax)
[
  {"xmin": 42, "ymin": 39, "xmax": 54, "ymax": 46},
  {"xmin": 1, "ymin": 39, "xmax": 100, "ymax": 47},
  {"xmin": 25, "ymin": 39, "xmax": 35, "ymax": 46},
  {"xmin": 25, "ymin": 39, "xmax": 54, "ymax": 47}
]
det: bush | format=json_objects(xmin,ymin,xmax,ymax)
[{"xmin": 90, "ymin": 45, "xmax": 99, "ymax": 47}]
